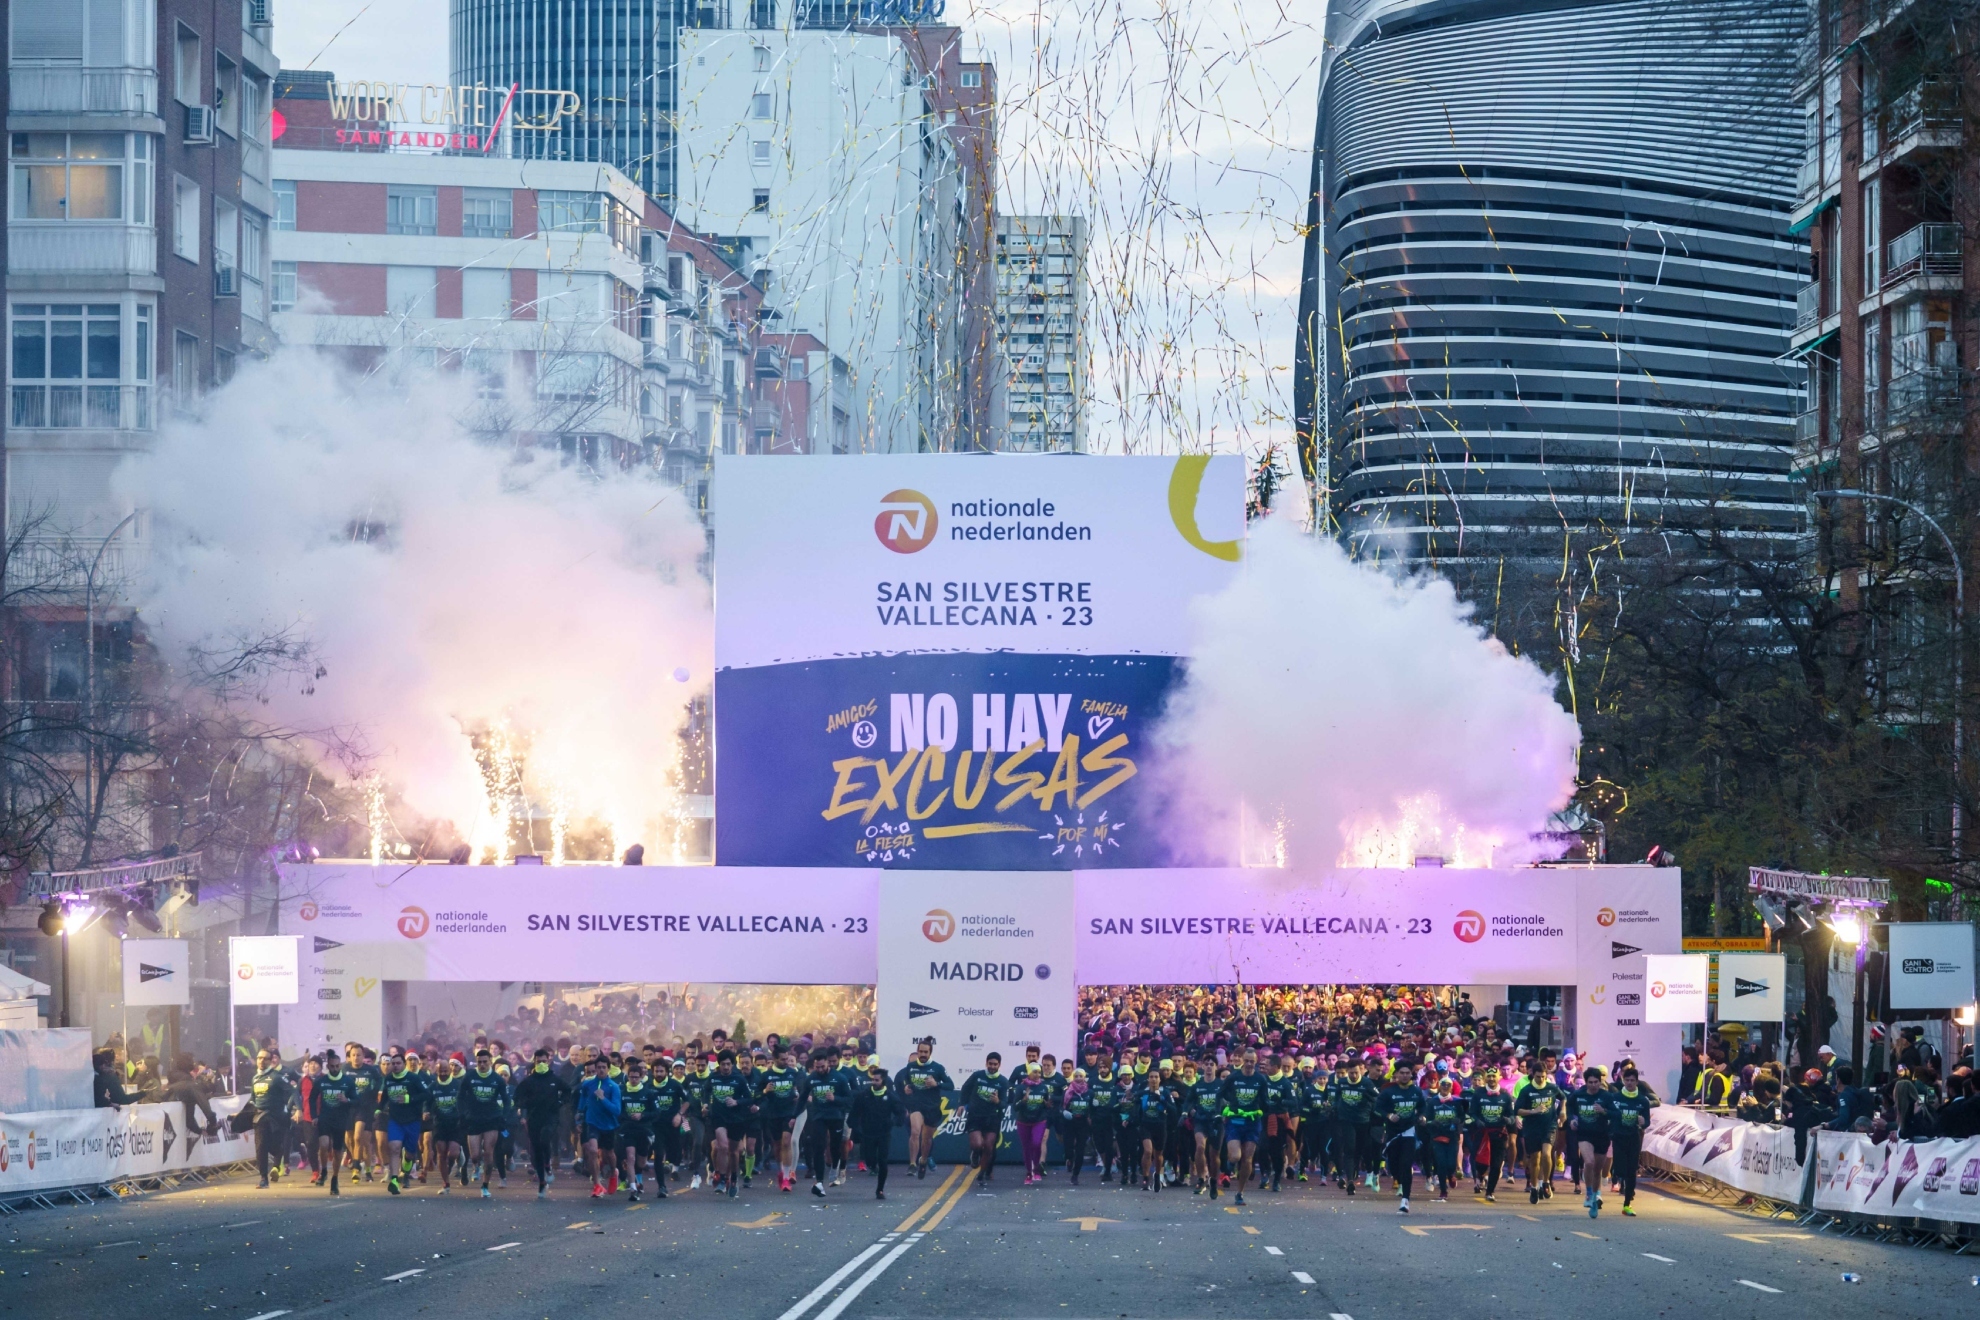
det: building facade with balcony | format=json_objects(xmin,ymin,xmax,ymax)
[
  {"xmin": 1293, "ymin": 0, "xmax": 1808, "ymax": 578},
  {"xmin": 994, "ymin": 214, "xmax": 1086, "ymax": 453}
]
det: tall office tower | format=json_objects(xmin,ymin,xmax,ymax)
[
  {"xmin": 450, "ymin": 0, "xmax": 683, "ymax": 199},
  {"xmin": 995, "ymin": 214, "xmax": 1087, "ymax": 453},
  {"xmin": 1293, "ymin": 0, "xmax": 1807, "ymax": 581}
]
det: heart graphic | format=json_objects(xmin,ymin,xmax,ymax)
[
  {"xmin": 1087, "ymin": 715, "xmax": 1115, "ymax": 739},
  {"xmin": 353, "ymin": 976, "xmax": 378, "ymax": 997}
]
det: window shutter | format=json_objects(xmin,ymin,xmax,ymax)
[
  {"xmin": 14, "ymin": 0, "xmax": 85, "ymax": 61},
  {"xmin": 85, "ymin": 0, "xmax": 125, "ymax": 65}
]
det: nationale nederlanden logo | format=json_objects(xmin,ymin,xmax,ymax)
[
  {"xmin": 875, "ymin": 489, "xmax": 939, "ymax": 553},
  {"xmin": 1452, "ymin": 910, "xmax": 1485, "ymax": 943},
  {"xmin": 299, "ymin": 900, "xmax": 320, "ymax": 921},
  {"xmin": 396, "ymin": 905, "xmax": 430, "ymax": 939},
  {"xmin": 1650, "ymin": 980, "xmax": 1668, "ymax": 998},
  {"xmin": 922, "ymin": 909, "xmax": 955, "ymax": 942},
  {"xmin": 1597, "ymin": 907, "xmax": 1617, "ymax": 926}
]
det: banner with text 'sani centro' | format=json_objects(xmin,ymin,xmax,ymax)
[{"xmin": 712, "ymin": 455, "xmax": 1246, "ymax": 869}]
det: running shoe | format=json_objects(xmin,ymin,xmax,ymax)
[
  {"xmin": 629, "ymin": 1190, "xmax": 641, "ymax": 1203},
  {"xmin": 481, "ymin": 1186, "xmax": 492, "ymax": 1199},
  {"xmin": 691, "ymin": 1174, "xmax": 703, "ymax": 1190},
  {"xmin": 1621, "ymin": 1205, "xmax": 1635, "ymax": 1217},
  {"xmin": 606, "ymin": 1172, "xmax": 619, "ymax": 1194},
  {"xmin": 537, "ymin": 1189, "xmax": 547, "ymax": 1200},
  {"xmin": 1399, "ymin": 1198, "xmax": 1410, "ymax": 1214},
  {"xmin": 388, "ymin": 1177, "xmax": 401, "ymax": 1195},
  {"xmin": 812, "ymin": 1182, "xmax": 826, "ymax": 1197},
  {"xmin": 728, "ymin": 1177, "xmax": 739, "ymax": 1198},
  {"xmin": 876, "ymin": 1189, "xmax": 886, "ymax": 1200},
  {"xmin": 591, "ymin": 1183, "xmax": 603, "ymax": 1198},
  {"xmin": 1588, "ymin": 1200, "xmax": 1598, "ymax": 1219},
  {"xmin": 1233, "ymin": 1192, "xmax": 1245, "ymax": 1206},
  {"xmin": 1485, "ymin": 1194, "xmax": 1496, "ymax": 1203}
]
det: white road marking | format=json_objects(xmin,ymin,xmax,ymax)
[
  {"xmin": 775, "ymin": 1239, "xmax": 895, "ymax": 1320},
  {"xmin": 1330, "ymin": 1314, "xmax": 1354, "ymax": 1320},
  {"xmin": 382, "ymin": 1268, "xmax": 425, "ymax": 1282},
  {"xmin": 1264, "ymin": 1245, "xmax": 1284, "ymax": 1255},
  {"xmin": 1643, "ymin": 1253, "xmax": 1676, "ymax": 1263},
  {"xmin": 1292, "ymin": 1271, "xmax": 1316, "ymax": 1284},
  {"xmin": 1737, "ymin": 1280, "xmax": 1783, "ymax": 1294},
  {"xmin": 220, "ymin": 1222, "xmax": 263, "ymax": 1230},
  {"xmin": 244, "ymin": 1311, "xmax": 290, "ymax": 1320},
  {"xmin": 94, "ymin": 1240, "xmax": 141, "ymax": 1249},
  {"xmin": 486, "ymin": 1242, "xmax": 522, "ymax": 1252},
  {"xmin": 813, "ymin": 1236, "xmax": 922, "ymax": 1320}
]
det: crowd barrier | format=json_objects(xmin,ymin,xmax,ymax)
[
  {"xmin": 1640, "ymin": 1104, "xmax": 1980, "ymax": 1248},
  {"xmin": 0, "ymin": 1096, "xmax": 257, "ymax": 1210}
]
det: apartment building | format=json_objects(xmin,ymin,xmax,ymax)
[{"xmin": 994, "ymin": 214, "xmax": 1087, "ymax": 453}]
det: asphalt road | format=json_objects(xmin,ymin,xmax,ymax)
[{"xmin": 3, "ymin": 1161, "xmax": 1973, "ymax": 1319}]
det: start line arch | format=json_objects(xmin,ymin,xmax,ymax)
[{"xmin": 276, "ymin": 863, "xmax": 1681, "ymax": 1094}]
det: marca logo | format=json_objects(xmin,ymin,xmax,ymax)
[
  {"xmin": 908, "ymin": 1001, "xmax": 938, "ymax": 1019},
  {"xmin": 1615, "ymin": 993, "xmax": 1641, "ymax": 1006},
  {"xmin": 1650, "ymin": 981, "xmax": 1667, "ymax": 998},
  {"xmin": 1615, "ymin": 1018, "xmax": 1641, "ymax": 1026},
  {"xmin": 1611, "ymin": 941, "xmax": 1640, "ymax": 959},
  {"xmin": 313, "ymin": 936, "xmax": 343, "ymax": 954},
  {"xmin": 1903, "ymin": 958, "xmax": 1937, "ymax": 974},
  {"xmin": 922, "ymin": 909, "xmax": 955, "ymax": 942},
  {"xmin": 1452, "ymin": 910, "xmax": 1485, "ymax": 943},
  {"xmin": 1013, "ymin": 1006, "xmax": 1039, "ymax": 1019},
  {"xmin": 875, "ymin": 489, "xmax": 939, "ymax": 553},
  {"xmin": 1596, "ymin": 907, "xmax": 1616, "ymax": 927},
  {"xmin": 299, "ymin": 901, "xmax": 319, "ymax": 921},
  {"xmin": 396, "ymin": 906, "xmax": 430, "ymax": 939},
  {"xmin": 1734, "ymin": 977, "xmax": 1768, "ymax": 998},
  {"xmin": 138, "ymin": 963, "xmax": 174, "ymax": 983}
]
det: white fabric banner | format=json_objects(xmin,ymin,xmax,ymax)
[
  {"xmin": 1643, "ymin": 954, "xmax": 1710, "ymax": 1023},
  {"xmin": 122, "ymin": 939, "xmax": 192, "ymax": 1008},
  {"xmin": 1715, "ymin": 952, "xmax": 1786, "ymax": 1022},
  {"xmin": 1814, "ymin": 1130, "xmax": 1980, "ymax": 1224},
  {"xmin": 0, "ymin": 1097, "xmax": 255, "ymax": 1195},
  {"xmin": 0, "ymin": 1029, "xmax": 93, "ymax": 1113},
  {"xmin": 230, "ymin": 937, "xmax": 300, "ymax": 1006},
  {"xmin": 877, "ymin": 872, "xmax": 1076, "ymax": 1070},
  {"xmin": 1889, "ymin": 923, "xmax": 1976, "ymax": 1010},
  {"xmin": 1641, "ymin": 1104, "xmax": 1809, "ymax": 1203}
]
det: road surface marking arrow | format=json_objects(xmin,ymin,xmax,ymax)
[
  {"xmin": 1726, "ymin": 1232, "xmax": 1809, "ymax": 1244},
  {"xmin": 1242, "ymin": 1226, "xmax": 1260, "ymax": 1236},
  {"xmin": 727, "ymin": 1212, "xmax": 788, "ymax": 1229},
  {"xmin": 1402, "ymin": 1224, "xmax": 1492, "ymax": 1236},
  {"xmin": 1062, "ymin": 1217, "xmax": 1120, "ymax": 1232}
]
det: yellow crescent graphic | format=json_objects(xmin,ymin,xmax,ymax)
[{"xmin": 1167, "ymin": 455, "xmax": 1242, "ymax": 561}]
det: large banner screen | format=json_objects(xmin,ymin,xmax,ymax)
[{"xmin": 712, "ymin": 455, "xmax": 1244, "ymax": 869}]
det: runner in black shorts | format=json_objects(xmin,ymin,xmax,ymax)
[
  {"xmin": 314, "ymin": 1050, "xmax": 359, "ymax": 1196},
  {"xmin": 426, "ymin": 1057, "xmax": 467, "ymax": 1192},
  {"xmin": 755, "ymin": 1047, "xmax": 803, "ymax": 1192},
  {"xmin": 616, "ymin": 1059, "xmax": 657, "ymax": 1202},
  {"xmin": 1565, "ymin": 1066, "xmax": 1613, "ymax": 1219},
  {"xmin": 894, "ymin": 1038, "xmax": 950, "ymax": 1179},
  {"xmin": 958, "ymin": 1053, "xmax": 1011, "ymax": 1186}
]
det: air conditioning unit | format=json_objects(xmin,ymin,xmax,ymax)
[
  {"xmin": 184, "ymin": 105, "xmax": 216, "ymax": 144},
  {"xmin": 214, "ymin": 265, "xmax": 239, "ymax": 297}
]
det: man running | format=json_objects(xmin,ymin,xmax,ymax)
[
  {"xmin": 1516, "ymin": 1057, "xmax": 1566, "ymax": 1204},
  {"xmin": 1330, "ymin": 1053, "xmax": 1377, "ymax": 1194},
  {"xmin": 513, "ymin": 1047, "xmax": 573, "ymax": 1199},
  {"xmin": 1601, "ymin": 1064, "xmax": 1655, "ymax": 1216},
  {"xmin": 461, "ymin": 1047, "xmax": 509, "ymax": 1199},
  {"xmin": 427, "ymin": 1057, "xmax": 467, "ymax": 1193},
  {"xmin": 1218, "ymin": 1049, "xmax": 1267, "ymax": 1207},
  {"xmin": 705, "ymin": 1050, "xmax": 756, "ymax": 1198},
  {"xmin": 1132, "ymin": 1065, "xmax": 1171, "ymax": 1191},
  {"xmin": 346, "ymin": 1045, "xmax": 383, "ymax": 1181},
  {"xmin": 801, "ymin": 1050, "xmax": 850, "ymax": 1197},
  {"xmin": 1087, "ymin": 1056, "xmax": 1123, "ymax": 1183},
  {"xmin": 246, "ymin": 1050, "xmax": 293, "ymax": 1189},
  {"xmin": 1565, "ymin": 1065, "xmax": 1613, "ymax": 1218},
  {"xmin": 1375, "ymin": 1059, "xmax": 1429, "ymax": 1213},
  {"xmin": 377, "ymin": 1052, "xmax": 429, "ymax": 1196},
  {"xmin": 850, "ymin": 1063, "xmax": 904, "ymax": 1199},
  {"xmin": 617, "ymin": 1059, "xmax": 659, "ymax": 1202},
  {"xmin": 894, "ymin": 1039, "xmax": 951, "ymax": 1180},
  {"xmin": 1421, "ymin": 1073, "xmax": 1466, "ymax": 1201},
  {"xmin": 1181, "ymin": 1058, "xmax": 1223, "ymax": 1196},
  {"xmin": 756, "ymin": 1047, "xmax": 803, "ymax": 1192},
  {"xmin": 959, "ymin": 1052, "xmax": 1012, "ymax": 1187},
  {"xmin": 578, "ymin": 1054, "xmax": 623, "ymax": 1199},
  {"xmin": 1466, "ymin": 1065, "xmax": 1512, "ymax": 1201}
]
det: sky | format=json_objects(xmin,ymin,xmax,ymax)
[{"xmin": 274, "ymin": 1, "xmax": 1323, "ymax": 461}]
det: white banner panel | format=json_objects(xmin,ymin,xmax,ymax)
[
  {"xmin": 121, "ymin": 938, "xmax": 191, "ymax": 1007},
  {"xmin": 1574, "ymin": 868, "xmax": 1684, "ymax": 1097},
  {"xmin": 1889, "ymin": 922, "xmax": 1976, "ymax": 1010},
  {"xmin": 280, "ymin": 929, "xmax": 387, "ymax": 1062},
  {"xmin": 1641, "ymin": 1105, "xmax": 1808, "ymax": 1203},
  {"xmin": 229, "ymin": 936, "xmax": 300, "ymax": 1006},
  {"xmin": 0, "ymin": 1029, "xmax": 92, "ymax": 1112},
  {"xmin": 0, "ymin": 1097, "xmax": 254, "ymax": 1194},
  {"xmin": 877, "ymin": 872, "xmax": 1075, "ymax": 1071},
  {"xmin": 1644, "ymin": 954, "xmax": 1710, "ymax": 1023},
  {"xmin": 1075, "ymin": 867, "xmax": 1588, "ymax": 984},
  {"xmin": 1716, "ymin": 952, "xmax": 1786, "ymax": 1022},
  {"xmin": 1814, "ymin": 1129, "xmax": 1980, "ymax": 1224}
]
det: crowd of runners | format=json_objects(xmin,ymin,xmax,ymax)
[{"xmin": 223, "ymin": 982, "xmax": 1661, "ymax": 1221}]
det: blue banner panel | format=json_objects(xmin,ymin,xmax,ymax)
[{"xmin": 716, "ymin": 653, "xmax": 1184, "ymax": 868}]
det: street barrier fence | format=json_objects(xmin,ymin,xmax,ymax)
[{"xmin": 0, "ymin": 1095, "xmax": 256, "ymax": 1207}]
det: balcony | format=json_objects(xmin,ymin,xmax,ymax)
[
  {"xmin": 1887, "ymin": 364, "xmax": 1962, "ymax": 428},
  {"xmin": 1883, "ymin": 82, "xmax": 1962, "ymax": 163},
  {"xmin": 1886, "ymin": 223, "xmax": 1963, "ymax": 286},
  {"xmin": 7, "ymin": 67, "xmax": 157, "ymax": 116},
  {"xmin": 1795, "ymin": 282, "xmax": 1822, "ymax": 330},
  {"xmin": 9, "ymin": 383, "xmax": 155, "ymax": 432},
  {"xmin": 7, "ymin": 225, "xmax": 156, "ymax": 278}
]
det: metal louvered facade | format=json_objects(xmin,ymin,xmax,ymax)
[
  {"xmin": 1293, "ymin": 0, "xmax": 1809, "ymax": 572},
  {"xmin": 451, "ymin": 0, "xmax": 682, "ymax": 199}
]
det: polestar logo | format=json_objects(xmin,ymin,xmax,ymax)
[
  {"xmin": 908, "ymin": 1001, "xmax": 938, "ymax": 1019},
  {"xmin": 138, "ymin": 963, "xmax": 174, "ymax": 983},
  {"xmin": 1611, "ymin": 941, "xmax": 1640, "ymax": 959},
  {"xmin": 1734, "ymin": 977, "xmax": 1768, "ymax": 998}
]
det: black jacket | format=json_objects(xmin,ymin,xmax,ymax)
[
  {"xmin": 850, "ymin": 1084, "xmax": 905, "ymax": 1141},
  {"xmin": 512, "ymin": 1069, "xmax": 574, "ymax": 1124},
  {"xmin": 94, "ymin": 1070, "xmax": 138, "ymax": 1108}
]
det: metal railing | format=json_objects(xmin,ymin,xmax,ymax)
[
  {"xmin": 1795, "ymin": 282, "xmax": 1822, "ymax": 329},
  {"xmin": 6, "ymin": 67, "xmax": 157, "ymax": 115},
  {"xmin": 1886, "ymin": 81, "xmax": 1962, "ymax": 148},
  {"xmin": 9, "ymin": 383, "xmax": 153, "ymax": 431},
  {"xmin": 1886, "ymin": 223, "xmax": 1963, "ymax": 285},
  {"xmin": 1887, "ymin": 364, "xmax": 1962, "ymax": 423}
]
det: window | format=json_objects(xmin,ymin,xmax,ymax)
[
  {"xmin": 213, "ymin": 198, "xmax": 238, "ymax": 279},
  {"xmin": 271, "ymin": 260, "xmax": 298, "ymax": 312},
  {"xmin": 960, "ymin": 69, "xmax": 981, "ymax": 88},
  {"xmin": 543, "ymin": 271, "xmax": 605, "ymax": 322},
  {"xmin": 753, "ymin": 45, "xmax": 771, "ymax": 71},
  {"xmin": 462, "ymin": 187, "xmax": 512, "ymax": 238},
  {"xmin": 537, "ymin": 189, "xmax": 602, "ymax": 233},
  {"xmin": 751, "ymin": 189, "xmax": 770, "ymax": 213},
  {"xmin": 386, "ymin": 184, "xmax": 437, "ymax": 235},
  {"xmin": 386, "ymin": 266, "xmax": 439, "ymax": 318},
  {"xmin": 461, "ymin": 267, "xmax": 510, "ymax": 319},
  {"xmin": 1863, "ymin": 317, "xmax": 1882, "ymax": 430},
  {"xmin": 1863, "ymin": 178, "xmax": 1881, "ymax": 293},
  {"xmin": 12, "ymin": 1, "xmax": 126, "ymax": 65},
  {"xmin": 173, "ymin": 330, "xmax": 198, "ymax": 409},
  {"xmin": 172, "ymin": 175, "xmax": 200, "ymax": 261},
  {"xmin": 751, "ymin": 92, "xmax": 773, "ymax": 119},
  {"xmin": 214, "ymin": 347, "xmax": 235, "ymax": 386},
  {"xmin": 537, "ymin": 351, "xmax": 609, "ymax": 399},
  {"xmin": 214, "ymin": 54, "xmax": 239, "ymax": 137},
  {"xmin": 751, "ymin": 139, "xmax": 772, "ymax": 165},
  {"xmin": 174, "ymin": 24, "xmax": 201, "ymax": 105},
  {"xmin": 10, "ymin": 133, "xmax": 144, "ymax": 221},
  {"xmin": 272, "ymin": 179, "xmax": 296, "ymax": 230},
  {"xmin": 241, "ymin": 75, "xmax": 268, "ymax": 180},
  {"xmin": 240, "ymin": 213, "xmax": 265, "ymax": 320},
  {"xmin": 10, "ymin": 303, "xmax": 123, "ymax": 428}
]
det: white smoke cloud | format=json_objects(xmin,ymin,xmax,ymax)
[
  {"xmin": 1156, "ymin": 515, "xmax": 1581, "ymax": 867},
  {"xmin": 121, "ymin": 351, "xmax": 712, "ymax": 856}
]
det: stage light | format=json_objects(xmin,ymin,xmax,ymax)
[
  {"xmin": 1755, "ymin": 895, "xmax": 1787, "ymax": 932},
  {"xmin": 37, "ymin": 900, "xmax": 63, "ymax": 936},
  {"xmin": 65, "ymin": 903, "xmax": 105, "ymax": 936},
  {"xmin": 1958, "ymin": 1005, "xmax": 1977, "ymax": 1027},
  {"xmin": 129, "ymin": 903, "xmax": 162, "ymax": 933},
  {"xmin": 1826, "ymin": 912, "xmax": 1863, "ymax": 945}
]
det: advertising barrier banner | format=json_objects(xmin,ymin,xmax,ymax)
[
  {"xmin": 1641, "ymin": 1105, "xmax": 1809, "ymax": 1203},
  {"xmin": 711, "ymin": 454, "xmax": 1245, "ymax": 869},
  {"xmin": 878, "ymin": 872, "xmax": 1076, "ymax": 1068},
  {"xmin": 0, "ymin": 1097, "xmax": 255, "ymax": 1195},
  {"xmin": 1814, "ymin": 1129, "xmax": 1980, "ymax": 1225}
]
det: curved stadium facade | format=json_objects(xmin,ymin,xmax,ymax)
[{"xmin": 1293, "ymin": 0, "xmax": 1808, "ymax": 574}]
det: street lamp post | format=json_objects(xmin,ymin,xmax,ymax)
[{"xmin": 1815, "ymin": 488, "xmax": 1965, "ymax": 870}]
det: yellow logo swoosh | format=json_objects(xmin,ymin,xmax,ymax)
[{"xmin": 1167, "ymin": 455, "xmax": 1241, "ymax": 561}]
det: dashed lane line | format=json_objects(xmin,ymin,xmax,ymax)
[
  {"xmin": 381, "ymin": 1269, "xmax": 425, "ymax": 1282},
  {"xmin": 486, "ymin": 1242, "xmax": 522, "ymax": 1252},
  {"xmin": 1291, "ymin": 1271, "xmax": 1316, "ymax": 1285},
  {"xmin": 1264, "ymin": 1246, "xmax": 1283, "ymax": 1255},
  {"xmin": 244, "ymin": 1312, "xmax": 290, "ymax": 1320},
  {"xmin": 1643, "ymin": 1253, "xmax": 1676, "ymax": 1263},
  {"xmin": 1737, "ymin": 1280, "xmax": 1783, "ymax": 1294}
]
